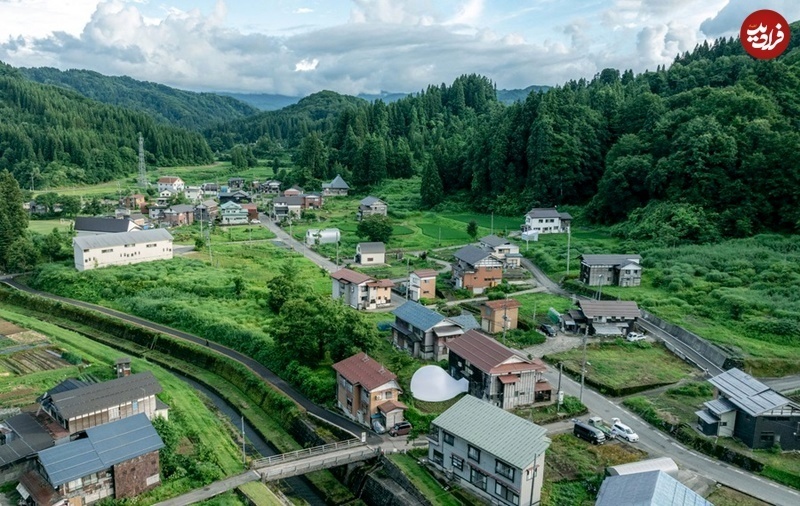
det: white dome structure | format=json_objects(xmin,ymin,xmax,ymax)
[{"xmin": 411, "ymin": 365, "xmax": 469, "ymax": 402}]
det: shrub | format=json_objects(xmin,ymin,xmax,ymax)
[{"xmin": 61, "ymin": 351, "xmax": 83, "ymax": 365}]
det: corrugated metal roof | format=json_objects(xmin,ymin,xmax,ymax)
[
  {"xmin": 432, "ymin": 395, "xmax": 549, "ymax": 469},
  {"xmin": 360, "ymin": 196, "xmax": 384, "ymax": 206},
  {"xmin": 331, "ymin": 268, "xmax": 373, "ymax": 285},
  {"xmin": 705, "ymin": 398, "xmax": 737, "ymax": 415},
  {"xmin": 73, "ymin": 228, "xmax": 172, "ymax": 251},
  {"xmin": 447, "ymin": 314, "xmax": 480, "ymax": 330},
  {"xmin": 453, "ymin": 245, "xmax": 492, "ymax": 266},
  {"xmin": 709, "ymin": 368, "xmax": 791, "ymax": 416},
  {"xmin": 38, "ymin": 414, "xmax": 164, "ymax": 487},
  {"xmin": 0, "ymin": 413, "xmax": 54, "ymax": 467},
  {"xmin": 358, "ymin": 242, "xmax": 386, "ymax": 254},
  {"xmin": 578, "ymin": 300, "xmax": 640, "ymax": 319},
  {"xmin": 596, "ymin": 470, "xmax": 712, "ymax": 506},
  {"xmin": 446, "ymin": 330, "xmax": 544, "ymax": 374},
  {"xmin": 411, "ymin": 269, "xmax": 438, "ymax": 278},
  {"xmin": 525, "ymin": 208, "xmax": 561, "ymax": 219},
  {"xmin": 695, "ymin": 409, "xmax": 718, "ymax": 425},
  {"xmin": 74, "ymin": 217, "xmax": 138, "ymax": 233},
  {"xmin": 49, "ymin": 371, "xmax": 162, "ymax": 420},
  {"xmin": 580, "ymin": 254, "xmax": 642, "ymax": 266},
  {"xmin": 479, "ymin": 235, "xmax": 509, "ymax": 248},
  {"xmin": 392, "ymin": 301, "xmax": 445, "ymax": 331}
]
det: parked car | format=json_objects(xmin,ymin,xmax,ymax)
[
  {"xmin": 539, "ymin": 324, "xmax": 557, "ymax": 337},
  {"xmin": 611, "ymin": 418, "xmax": 639, "ymax": 442},
  {"xmin": 626, "ymin": 332, "xmax": 645, "ymax": 342},
  {"xmin": 573, "ymin": 421, "xmax": 606, "ymax": 445},
  {"xmin": 389, "ymin": 421, "xmax": 412, "ymax": 437}
]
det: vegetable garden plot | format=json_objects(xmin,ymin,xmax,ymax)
[{"xmin": 0, "ymin": 347, "xmax": 71, "ymax": 375}]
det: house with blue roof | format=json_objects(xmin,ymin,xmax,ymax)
[
  {"xmin": 390, "ymin": 301, "xmax": 479, "ymax": 361},
  {"xmin": 595, "ymin": 470, "xmax": 712, "ymax": 506},
  {"xmin": 17, "ymin": 413, "xmax": 164, "ymax": 505}
]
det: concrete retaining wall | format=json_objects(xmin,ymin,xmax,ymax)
[
  {"xmin": 379, "ymin": 455, "xmax": 433, "ymax": 505},
  {"xmin": 640, "ymin": 310, "xmax": 735, "ymax": 369}
]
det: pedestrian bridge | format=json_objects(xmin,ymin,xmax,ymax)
[{"xmin": 252, "ymin": 438, "xmax": 378, "ymax": 482}]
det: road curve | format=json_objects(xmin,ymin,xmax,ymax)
[{"xmin": 2, "ymin": 280, "xmax": 381, "ymax": 445}]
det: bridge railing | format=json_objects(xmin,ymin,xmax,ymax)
[{"xmin": 250, "ymin": 438, "xmax": 364, "ymax": 469}]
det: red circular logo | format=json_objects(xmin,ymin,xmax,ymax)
[{"xmin": 740, "ymin": 9, "xmax": 791, "ymax": 59}]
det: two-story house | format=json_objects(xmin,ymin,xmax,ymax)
[
  {"xmin": 452, "ymin": 245, "xmax": 503, "ymax": 294},
  {"xmin": 408, "ymin": 269, "xmax": 438, "ymax": 302},
  {"xmin": 219, "ymin": 190, "xmax": 251, "ymax": 205},
  {"xmin": 576, "ymin": 300, "xmax": 641, "ymax": 336},
  {"xmin": 219, "ymin": 201, "xmax": 250, "ymax": 225},
  {"xmin": 228, "ymin": 177, "xmax": 245, "ymax": 189},
  {"xmin": 448, "ymin": 330, "xmax": 551, "ymax": 409},
  {"xmin": 479, "ymin": 235, "xmax": 522, "ymax": 268},
  {"xmin": 390, "ymin": 301, "xmax": 479, "ymax": 361},
  {"xmin": 157, "ymin": 176, "xmax": 185, "ymax": 193},
  {"xmin": 272, "ymin": 196, "xmax": 303, "ymax": 220},
  {"xmin": 17, "ymin": 414, "xmax": 164, "ymax": 506},
  {"xmin": 357, "ymin": 196, "xmax": 388, "ymax": 220},
  {"xmin": 696, "ymin": 368, "xmax": 800, "ymax": 450},
  {"xmin": 333, "ymin": 352, "xmax": 406, "ymax": 429},
  {"xmin": 427, "ymin": 395, "xmax": 550, "ymax": 506},
  {"xmin": 579, "ymin": 254, "xmax": 642, "ymax": 287},
  {"xmin": 330, "ymin": 269, "xmax": 393, "ymax": 310},
  {"xmin": 480, "ymin": 299, "xmax": 521, "ymax": 334},
  {"xmin": 39, "ymin": 371, "xmax": 167, "ymax": 434},
  {"xmin": 73, "ymin": 229, "xmax": 174, "ymax": 271},
  {"xmin": 120, "ymin": 194, "xmax": 146, "ymax": 211},
  {"xmin": 356, "ymin": 242, "xmax": 386, "ymax": 265},
  {"xmin": 322, "ymin": 174, "xmax": 350, "ymax": 196},
  {"xmin": 260, "ymin": 180, "xmax": 282, "ymax": 194},
  {"xmin": 283, "ymin": 185, "xmax": 304, "ymax": 197},
  {"xmin": 521, "ymin": 208, "xmax": 571, "ymax": 234},
  {"xmin": 194, "ymin": 199, "xmax": 218, "ymax": 222},
  {"xmin": 183, "ymin": 186, "xmax": 204, "ymax": 202},
  {"xmin": 162, "ymin": 204, "xmax": 195, "ymax": 227},
  {"xmin": 200, "ymin": 182, "xmax": 220, "ymax": 197}
]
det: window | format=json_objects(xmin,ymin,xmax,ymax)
[
  {"xmin": 385, "ymin": 391, "xmax": 393, "ymax": 399},
  {"xmin": 495, "ymin": 460, "xmax": 515, "ymax": 481},
  {"xmin": 470, "ymin": 468, "xmax": 487, "ymax": 490},
  {"xmin": 468, "ymin": 445, "xmax": 480, "ymax": 462},
  {"xmin": 146, "ymin": 243, "xmax": 156, "ymax": 248},
  {"xmin": 67, "ymin": 478, "xmax": 83, "ymax": 491},
  {"xmin": 432, "ymin": 450, "xmax": 444, "ymax": 466},
  {"xmin": 760, "ymin": 432, "xmax": 775, "ymax": 444},
  {"xmin": 101, "ymin": 248, "xmax": 113, "ymax": 253},
  {"xmin": 451, "ymin": 455, "xmax": 464, "ymax": 470},
  {"xmin": 132, "ymin": 400, "xmax": 139, "ymax": 413},
  {"xmin": 495, "ymin": 482, "xmax": 520, "ymax": 505},
  {"xmin": 443, "ymin": 432, "xmax": 455, "ymax": 445}
]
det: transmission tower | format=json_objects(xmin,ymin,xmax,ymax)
[{"xmin": 137, "ymin": 133, "xmax": 148, "ymax": 188}]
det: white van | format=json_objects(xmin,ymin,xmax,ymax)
[{"xmin": 611, "ymin": 418, "xmax": 639, "ymax": 442}]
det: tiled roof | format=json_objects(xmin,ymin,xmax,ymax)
[
  {"xmin": 333, "ymin": 352, "xmax": 397, "ymax": 391},
  {"xmin": 73, "ymin": 229, "xmax": 173, "ymax": 251},
  {"xmin": 432, "ymin": 395, "xmax": 549, "ymax": 469},
  {"xmin": 446, "ymin": 330, "xmax": 545, "ymax": 374},
  {"xmin": 48, "ymin": 371, "xmax": 162, "ymax": 420},
  {"xmin": 358, "ymin": 242, "xmax": 386, "ymax": 254},
  {"xmin": 328, "ymin": 174, "xmax": 350, "ymax": 189},
  {"xmin": 331, "ymin": 268, "xmax": 373, "ymax": 285},
  {"xmin": 367, "ymin": 279, "xmax": 395, "ymax": 288},
  {"xmin": 378, "ymin": 400, "xmax": 408, "ymax": 413},
  {"xmin": 578, "ymin": 300, "xmax": 641, "ymax": 319},
  {"xmin": 580, "ymin": 254, "xmax": 642, "ymax": 266},
  {"xmin": 453, "ymin": 245, "xmax": 493, "ymax": 266},
  {"xmin": 157, "ymin": 176, "xmax": 182, "ymax": 183},
  {"xmin": 392, "ymin": 301, "xmax": 445, "ymax": 331},
  {"xmin": 483, "ymin": 299, "xmax": 522, "ymax": 311},
  {"xmin": 412, "ymin": 269, "xmax": 438, "ymax": 278},
  {"xmin": 709, "ymin": 368, "xmax": 793, "ymax": 416},
  {"xmin": 360, "ymin": 196, "xmax": 385, "ymax": 206}
]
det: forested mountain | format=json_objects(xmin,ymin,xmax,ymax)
[
  {"xmin": 19, "ymin": 67, "xmax": 258, "ymax": 130},
  {"xmin": 216, "ymin": 92, "xmax": 302, "ymax": 112},
  {"xmin": 0, "ymin": 62, "xmax": 213, "ymax": 187}
]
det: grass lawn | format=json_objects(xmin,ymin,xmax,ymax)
[
  {"xmin": 387, "ymin": 453, "xmax": 462, "ymax": 506},
  {"xmin": 547, "ymin": 341, "xmax": 700, "ymax": 394},
  {"xmin": 705, "ymin": 487, "xmax": 771, "ymax": 506},
  {"xmin": 353, "ymin": 256, "xmax": 441, "ymax": 279},
  {"xmin": 237, "ymin": 482, "xmax": 284, "ymax": 506},
  {"xmin": 512, "ymin": 292, "xmax": 575, "ymax": 322},
  {"xmin": 27, "ymin": 219, "xmax": 74, "ymax": 235},
  {"xmin": 415, "ymin": 393, "xmax": 467, "ymax": 415}
]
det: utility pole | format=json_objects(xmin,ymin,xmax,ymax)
[
  {"xmin": 579, "ymin": 324, "xmax": 588, "ymax": 402},
  {"xmin": 438, "ymin": 227, "xmax": 441, "ymax": 247},
  {"xmin": 241, "ymin": 415, "xmax": 246, "ymax": 465},
  {"xmin": 557, "ymin": 362, "xmax": 563, "ymax": 411},
  {"xmin": 335, "ymin": 240, "xmax": 340, "ymax": 268},
  {"xmin": 491, "ymin": 213, "xmax": 494, "ymax": 235},
  {"xmin": 502, "ymin": 295, "xmax": 509, "ymax": 343},
  {"xmin": 566, "ymin": 226, "xmax": 571, "ymax": 277}
]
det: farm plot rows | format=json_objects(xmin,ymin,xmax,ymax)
[{"xmin": 0, "ymin": 347, "xmax": 71, "ymax": 375}]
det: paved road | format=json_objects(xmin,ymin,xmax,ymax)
[
  {"xmin": 763, "ymin": 375, "xmax": 800, "ymax": 394},
  {"xmin": 259, "ymin": 215, "xmax": 339, "ymax": 272},
  {"xmin": 154, "ymin": 471, "xmax": 261, "ymax": 506},
  {"xmin": 542, "ymin": 368, "xmax": 800, "ymax": 506},
  {"xmin": 520, "ymin": 257, "xmax": 568, "ymax": 296},
  {"xmin": 3, "ymin": 280, "xmax": 382, "ymax": 446}
]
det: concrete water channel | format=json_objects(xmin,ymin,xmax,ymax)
[{"xmin": 176, "ymin": 375, "xmax": 325, "ymax": 505}]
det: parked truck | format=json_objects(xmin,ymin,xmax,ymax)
[{"xmin": 587, "ymin": 416, "xmax": 617, "ymax": 440}]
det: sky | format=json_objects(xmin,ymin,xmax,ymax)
[{"xmin": 0, "ymin": 0, "xmax": 798, "ymax": 96}]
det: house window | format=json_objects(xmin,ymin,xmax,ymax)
[
  {"xmin": 432, "ymin": 450, "xmax": 444, "ymax": 466},
  {"xmin": 108, "ymin": 406, "xmax": 119, "ymax": 420},
  {"xmin": 67, "ymin": 478, "xmax": 83, "ymax": 491},
  {"xmin": 132, "ymin": 400, "xmax": 139, "ymax": 413},
  {"xmin": 451, "ymin": 455, "xmax": 464, "ymax": 470},
  {"xmin": 101, "ymin": 248, "xmax": 113, "ymax": 253},
  {"xmin": 345, "ymin": 381, "xmax": 353, "ymax": 393},
  {"xmin": 385, "ymin": 391, "xmax": 393, "ymax": 399},
  {"xmin": 496, "ymin": 460, "xmax": 515, "ymax": 481},
  {"xmin": 495, "ymin": 482, "xmax": 520, "ymax": 505},
  {"xmin": 443, "ymin": 432, "xmax": 455, "ymax": 445},
  {"xmin": 147, "ymin": 243, "xmax": 156, "ymax": 248},
  {"xmin": 470, "ymin": 468, "xmax": 487, "ymax": 490},
  {"xmin": 468, "ymin": 445, "xmax": 480, "ymax": 462},
  {"xmin": 760, "ymin": 432, "xmax": 775, "ymax": 444}
]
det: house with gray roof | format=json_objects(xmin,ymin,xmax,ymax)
[
  {"xmin": 357, "ymin": 196, "xmax": 388, "ymax": 220},
  {"xmin": 696, "ymin": 368, "xmax": 800, "ymax": 450},
  {"xmin": 576, "ymin": 300, "xmax": 641, "ymax": 336},
  {"xmin": 322, "ymin": 174, "xmax": 350, "ymax": 196},
  {"xmin": 427, "ymin": 395, "xmax": 550, "ymax": 506},
  {"xmin": 0, "ymin": 413, "xmax": 60, "ymax": 473},
  {"xmin": 40, "ymin": 371, "xmax": 167, "ymax": 435},
  {"xmin": 356, "ymin": 242, "xmax": 386, "ymax": 265},
  {"xmin": 451, "ymin": 245, "xmax": 503, "ymax": 295},
  {"xmin": 390, "ymin": 301, "xmax": 477, "ymax": 361},
  {"xmin": 579, "ymin": 254, "xmax": 642, "ymax": 287},
  {"xmin": 331, "ymin": 268, "xmax": 394, "ymax": 310},
  {"xmin": 74, "ymin": 217, "xmax": 141, "ymax": 236},
  {"xmin": 73, "ymin": 228, "xmax": 173, "ymax": 271},
  {"xmin": 595, "ymin": 470, "xmax": 712, "ymax": 506},
  {"xmin": 521, "ymin": 207, "xmax": 571, "ymax": 234},
  {"xmin": 479, "ymin": 235, "xmax": 522, "ymax": 268},
  {"xmin": 18, "ymin": 413, "xmax": 164, "ymax": 505}
]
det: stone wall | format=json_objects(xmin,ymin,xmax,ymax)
[{"xmin": 360, "ymin": 472, "xmax": 424, "ymax": 506}]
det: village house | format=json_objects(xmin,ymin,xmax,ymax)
[
  {"xmin": 120, "ymin": 194, "xmax": 146, "ymax": 211},
  {"xmin": 156, "ymin": 176, "xmax": 184, "ymax": 193},
  {"xmin": 241, "ymin": 203, "xmax": 259, "ymax": 222},
  {"xmin": 200, "ymin": 183, "xmax": 219, "ymax": 197},
  {"xmin": 183, "ymin": 186, "xmax": 204, "ymax": 202},
  {"xmin": 330, "ymin": 268, "xmax": 394, "ymax": 310},
  {"xmin": 480, "ymin": 299, "xmax": 521, "ymax": 334},
  {"xmin": 479, "ymin": 235, "xmax": 522, "ymax": 268},
  {"xmin": 39, "ymin": 371, "xmax": 168, "ymax": 434},
  {"xmin": 228, "ymin": 177, "xmax": 245, "ymax": 189},
  {"xmin": 272, "ymin": 196, "xmax": 303, "ymax": 220},
  {"xmin": 260, "ymin": 180, "xmax": 281, "ymax": 194},
  {"xmin": 219, "ymin": 189, "xmax": 251, "ymax": 204},
  {"xmin": 356, "ymin": 242, "xmax": 386, "ymax": 265},
  {"xmin": 332, "ymin": 352, "xmax": 406, "ymax": 430},
  {"xmin": 155, "ymin": 189, "xmax": 175, "ymax": 206},
  {"xmin": 696, "ymin": 368, "xmax": 800, "ymax": 450},
  {"xmin": 302, "ymin": 193, "xmax": 324, "ymax": 210},
  {"xmin": 322, "ymin": 174, "xmax": 350, "ymax": 196},
  {"xmin": 390, "ymin": 301, "xmax": 479, "ymax": 361},
  {"xmin": 357, "ymin": 196, "xmax": 388, "ymax": 220},
  {"xmin": 194, "ymin": 199, "xmax": 218, "ymax": 222},
  {"xmin": 579, "ymin": 254, "xmax": 643, "ymax": 287},
  {"xmin": 0, "ymin": 412, "xmax": 64, "ymax": 481},
  {"xmin": 408, "ymin": 269, "xmax": 438, "ymax": 302},
  {"xmin": 427, "ymin": 395, "xmax": 550, "ymax": 506},
  {"xmin": 596, "ymin": 470, "xmax": 711, "ymax": 506},
  {"xmin": 521, "ymin": 207, "xmax": 571, "ymax": 234},
  {"xmin": 451, "ymin": 245, "xmax": 503, "ymax": 294},
  {"xmin": 447, "ymin": 329, "xmax": 551, "ymax": 409},
  {"xmin": 147, "ymin": 205, "xmax": 168, "ymax": 221},
  {"xmin": 162, "ymin": 204, "xmax": 194, "ymax": 227},
  {"xmin": 220, "ymin": 201, "xmax": 250, "ymax": 225},
  {"xmin": 17, "ymin": 414, "xmax": 164, "ymax": 506},
  {"xmin": 576, "ymin": 300, "xmax": 641, "ymax": 336},
  {"xmin": 283, "ymin": 185, "xmax": 304, "ymax": 197},
  {"xmin": 74, "ymin": 217, "xmax": 141, "ymax": 236},
  {"xmin": 73, "ymin": 229, "xmax": 173, "ymax": 271}
]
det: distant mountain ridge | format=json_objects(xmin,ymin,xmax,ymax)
[{"xmin": 19, "ymin": 67, "xmax": 259, "ymax": 130}]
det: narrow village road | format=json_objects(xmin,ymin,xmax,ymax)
[{"xmin": 259, "ymin": 215, "xmax": 339, "ymax": 272}]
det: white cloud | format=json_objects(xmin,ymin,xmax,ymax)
[
  {"xmin": 0, "ymin": 0, "xmax": 100, "ymax": 39},
  {"xmin": 295, "ymin": 58, "xmax": 319, "ymax": 71},
  {"xmin": 294, "ymin": 7, "xmax": 313, "ymax": 14}
]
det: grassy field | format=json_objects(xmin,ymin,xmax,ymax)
[
  {"xmin": 387, "ymin": 453, "xmax": 462, "ymax": 506},
  {"xmin": 27, "ymin": 219, "xmax": 74, "ymax": 235},
  {"xmin": 547, "ymin": 340, "xmax": 700, "ymax": 394},
  {"xmin": 705, "ymin": 487, "xmax": 771, "ymax": 506}
]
